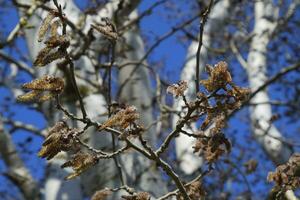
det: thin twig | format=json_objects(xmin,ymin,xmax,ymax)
[
  {"xmin": 156, "ymin": 90, "xmax": 218, "ymax": 156},
  {"xmin": 118, "ymin": 0, "xmax": 167, "ymax": 33},
  {"xmin": 223, "ymin": 159, "xmax": 252, "ymax": 196},
  {"xmin": 230, "ymin": 39, "xmax": 248, "ymax": 69},
  {"xmin": 52, "ymin": 0, "xmax": 88, "ymax": 119},
  {"xmin": 158, "ymin": 165, "xmax": 213, "ymax": 200},
  {"xmin": 138, "ymin": 135, "xmax": 191, "ymax": 200},
  {"xmin": 0, "ymin": 51, "xmax": 34, "ymax": 75},
  {"xmin": 1, "ymin": 1, "xmax": 40, "ymax": 48},
  {"xmin": 227, "ymin": 61, "xmax": 300, "ymax": 120},
  {"xmin": 195, "ymin": 0, "xmax": 214, "ymax": 93},
  {"xmin": 68, "ymin": 60, "xmax": 88, "ymax": 119},
  {"xmin": 117, "ymin": 13, "xmax": 201, "ymax": 99},
  {"xmin": 109, "ymin": 41, "xmax": 125, "ymax": 186}
]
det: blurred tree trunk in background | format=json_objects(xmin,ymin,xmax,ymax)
[
  {"xmin": 15, "ymin": 0, "xmax": 166, "ymax": 199},
  {"xmin": 0, "ymin": 0, "xmax": 299, "ymax": 199}
]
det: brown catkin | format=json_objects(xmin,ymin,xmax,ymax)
[
  {"xmin": 22, "ymin": 75, "xmax": 64, "ymax": 92},
  {"xmin": 50, "ymin": 20, "xmax": 61, "ymax": 37},
  {"xmin": 17, "ymin": 90, "xmax": 42, "ymax": 103},
  {"xmin": 38, "ymin": 11, "xmax": 56, "ymax": 42}
]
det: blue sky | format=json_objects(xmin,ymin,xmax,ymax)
[{"xmin": 1, "ymin": 0, "xmax": 300, "ymax": 199}]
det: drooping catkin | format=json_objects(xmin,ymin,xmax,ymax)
[{"xmin": 38, "ymin": 11, "xmax": 56, "ymax": 42}]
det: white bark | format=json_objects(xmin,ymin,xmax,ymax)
[
  {"xmin": 285, "ymin": 190, "xmax": 299, "ymax": 200},
  {"xmin": 9, "ymin": 0, "xmax": 299, "ymax": 199},
  {"xmin": 13, "ymin": 1, "xmax": 93, "ymax": 200},
  {"xmin": 117, "ymin": 10, "xmax": 167, "ymax": 197},
  {"xmin": 16, "ymin": 1, "xmax": 85, "ymax": 198},
  {"xmin": 246, "ymin": 0, "xmax": 292, "ymax": 165},
  {"xmin": 173, "ymin": 0, "xmax": 233, "ymax": 174},
  {"xmin": 118, "ymin": 12, "xmax": 156, "ymax": 145},
  {"xmin": 16, "ymin": 0, "xmax": 157, "ymax": 199}
]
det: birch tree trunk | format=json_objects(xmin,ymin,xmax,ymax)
[
  {"xmin": 246, "ymin": 0, "xmax": 293, "ymax": 165},
  {"xmin": 17, "ymin": 1, "xmax": 84, "ymax": 199},
  {"xmin": 175, "ymin": 0, "xmax": 295, "ymax": 176},
  {"xmin": 16, "ymin": 0, "xmax": 164, "ymax": 199},
  {"xmin": 116, "ymin": 10, "xmax": 167, "ymax": 197},
  {"xmin": 173, "ymin": 0, "xmax": 233, "ymax": 174},
  {"xmin": 83, "ymin": 9, "xmax": 167, "ymax": 198}
]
